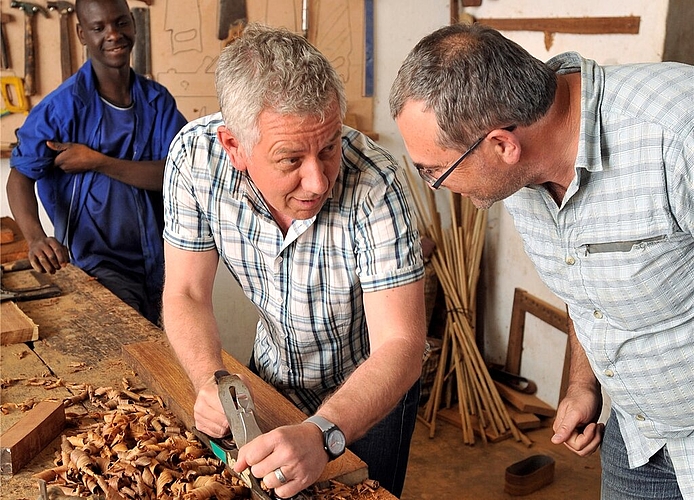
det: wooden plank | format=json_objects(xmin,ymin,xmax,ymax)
[
  {"xmin": 0, "ymin": 218, "xmax": 29, "ymax": 264},
  {"xmin": 122, "ymin": 340, "xmax": 369, "ymax": 487},
  {"xmin": 1, "ymin": 302, "xmax": 39, "ymax": 345},
  {"xmin": 0, "ymin": 227, "xmax": 14, "ymax": 244},
  {"xmin": 475, "ymin": 16, "xmax": 641, "ymax": 34},
  {"xmin": 494, "ymin": 382, "xmax": 556, "ymax": 418},
  {"xmin": 505, "ymin": 405, "xmax": 542, "ymax": 431},
  {"xmin": 0, "ymin": 401, "xmax": 65, "ymax": 476}
]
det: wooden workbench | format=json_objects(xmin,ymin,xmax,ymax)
[{"xmin": 0, "ymin": 264, "xmax": 396, "ymax": 499}]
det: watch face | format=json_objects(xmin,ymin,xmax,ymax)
[{"xmin": 327, "ymin": 429, "xmax": 346, "ymax": 455}]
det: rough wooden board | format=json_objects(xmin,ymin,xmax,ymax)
[
  {"xmin": 1, "ymin": 302, "xmax": 39, "ymax": 345},
  {"xmin": 0, "ymin": 401, "xmax": 65, "ymax": 476},
  {"xmin": 122, "ymin": 340, "xmax": 369, "ymax": 487},
  {"xmin": 19, "ymin": 265, "xmax": 165, "ymax": 366},
  {"xmin": 494, "ymin": 382, "xmax": 556, "ymax": 418},
  {"xmin": 0, "ymin": 218, "xmax": 28, "ymax": 264},
  {"xmin": 0, "ymin": 227, "xmax": 13, "ymax": 244},
  {"xmin": 0, "ymin": 344, "xmax": 74, "ymax": 434},
  {"xmin": 505, "ymin": 404, "xmax": 542, "ymax": 430}
]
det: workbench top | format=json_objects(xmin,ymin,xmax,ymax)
[{"xmin": 0, "ymin": 264, "xmax": 395, "ymax": 499}]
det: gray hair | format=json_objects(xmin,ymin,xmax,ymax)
[
  {"xmin": 389, "ymin": 23, "xmax": 556, "ymax": 149},
  {"xmin": 215, "ymin": 23, "xmax": 347, "ymax": 152}
]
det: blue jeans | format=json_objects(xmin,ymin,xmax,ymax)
[
  {"xmin": 601, "ymin": 410, "xmax": 683, "ymax": 500},
  {"xmin": 348, "ymin": 381, "xmax": 420, "ymax": 498}
]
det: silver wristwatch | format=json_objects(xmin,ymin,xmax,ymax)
[{"xmin": 305, "ymin": 415, "xmax": 346, "ymax": 460}]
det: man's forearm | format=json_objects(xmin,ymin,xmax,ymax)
[
  {"xmin": 163, "ymin": 295, "xmax": 226, "ymax": 391},
  {"xmin": 98, "ymin": 158, "xmax": 165, "ymax": 191},
  {"xmin": 315, "ymin": 337, "xmax": 423, "ymax": 444},
  {"xmin": 6, "ymin": 169, "xmax": 47, "ymax": 243}
]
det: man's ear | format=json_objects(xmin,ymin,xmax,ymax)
[
  {"xmin": 217, "ymin": 126, "xmax": 247, "ymax": 171},
  {"xmin": 76, "ymin": 23, "xmax": 85, "ymax": 45},
  {"xmin": 488, "ymin": 127, "xmax": 521, "ymax": 165}
]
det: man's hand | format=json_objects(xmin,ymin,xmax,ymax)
[
  {"xmin": 234, "ymin": 422, "xmax": 328, "ymax": 499},
  {"xmin": 193, "ymin": 376, "xmax": 231, "ymax": 438},
  {"xmin": 27, "ymin": 236, "xmax": 69, "ymax": 274},
  {"xmin": 551, "ymin": 383, "xmax": 604, "ymax": 456},
  {"xmin": 47, "ymin": 141, "xmax": 106, "ymax": 174}
]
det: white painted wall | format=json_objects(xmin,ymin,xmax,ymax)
[{"xmin": 0, "ymin": 1, "xmax": 683, "ymax": 408}]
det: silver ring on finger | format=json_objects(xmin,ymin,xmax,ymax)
[{"xmin": 274, "ymin": 467, "xmax": 288, "ymax": 484}]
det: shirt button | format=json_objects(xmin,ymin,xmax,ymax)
[
  {"xmin": 593, "ymin": 310, "xmax": 604, "ymax": 319},
  {"xmin": 635, "ymin": 414, "xmax": 646, "ymax": 421},
  {"xmin": 604, "ymin": 369, "xmax": 614, "ymax": 377},
  {"xmin": 565, "ymin": 256, "xmax": 575, "ymax": 265}
]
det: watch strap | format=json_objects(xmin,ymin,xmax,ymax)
[{"xmin": 305, "ymin": 415, "xmax": 345, "ymax": 460}]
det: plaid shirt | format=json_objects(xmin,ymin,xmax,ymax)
[
  {"xmin": 504, "ymin": 53, "xmax": 694, "ymax": 494},
  {"xmin": 164, "ymin": 113, "xmax": 424, "ymax": 414}
]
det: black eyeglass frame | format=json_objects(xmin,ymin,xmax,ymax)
[{"xmin": 418, "ymin": 125, "xmax": 516, "ymax": 190}]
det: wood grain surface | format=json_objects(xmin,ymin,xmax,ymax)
[{"xmin": 1, "ymin": 301, "xmax": 38, "ymax": 345}]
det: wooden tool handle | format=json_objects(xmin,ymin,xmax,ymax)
[
  {"xmin": 0, "ymin": 15, "xmax": 10, "ymax": 70},
  {"xmin": 59, "ymin": 14, "xmax": 71, "ymax": 81},
  {"xmin": 23, "ymin": 14, "xmax": 35, "ymax": 96}
]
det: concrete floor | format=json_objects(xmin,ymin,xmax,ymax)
[{"xmin": 402, "ymin": 417, "xmax": 602, "ymax": 499}]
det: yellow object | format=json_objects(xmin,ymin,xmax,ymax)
[{"xmin": 1, "ymin": 76, "xmax": 29, "ymax": 115}]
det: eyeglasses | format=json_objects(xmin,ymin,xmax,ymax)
[{"xmin": 417, "ymin": 126, "xmax": 516, "ymax": 190}]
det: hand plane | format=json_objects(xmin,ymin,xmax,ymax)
[
  {"xmin": 194, "ymin": 371, "xmax": 312, "ymax": 500},
  {"xmin": 193, "ymin": 370, "xmax": 275, "ymax": 500}
]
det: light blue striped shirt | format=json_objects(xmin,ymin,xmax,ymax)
[
  {"xmin": 504, "ymin": 53, "xmax": 694, "ymax": 493},
  {"xmin": 164, "ymin": 113, "xmax": 424, "ymax": 414}
]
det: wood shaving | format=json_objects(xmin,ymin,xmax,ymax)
[
  {"xmin": 14, "ymin": 349, "xmax": 30, "ymax": 359},
  {"xmin": 1, "ymin": 377, "xmax": 22, "ymax": 389}
]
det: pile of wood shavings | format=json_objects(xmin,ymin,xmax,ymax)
[
  {"xmin": 33, "ymin": 380, "xmax": 250, "ymax": 499},
  {"xmin": 312, "ymin": 479, "xmax": 382, "ymax": 499},
  {"xmin": 18, "ymin": 377, "xmax": 383, "ymax": 500}
]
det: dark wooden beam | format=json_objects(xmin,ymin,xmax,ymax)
[{"xmin": 475, "ymin": 16, "xmax": 640, "ymax": 35}]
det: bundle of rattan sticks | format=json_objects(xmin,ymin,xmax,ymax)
[{"xmin": 403, "ymin": 162, "xmax": 528, "ymax": 446}]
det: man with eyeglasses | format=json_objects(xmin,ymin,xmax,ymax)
[{"xmin": 390, "ymin": 23, "xmax": 694, "ymax": 500}]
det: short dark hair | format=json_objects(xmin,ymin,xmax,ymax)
[
  {"xmin": 390, "ymin": 23, "xmax": 557, "ymax": 149},
  {"xmin": 75, "ymin": 0, "xmax": 130, "ymax": 24}
]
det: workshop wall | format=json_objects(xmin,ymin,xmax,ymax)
[{"xmin": 0, "ymin": 0, "xmax": 373, "ymax": 143}]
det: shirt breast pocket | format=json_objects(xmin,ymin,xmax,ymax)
[{"xmin": 578, "ymin": 225, "xmax": 692, "ymax": 331}]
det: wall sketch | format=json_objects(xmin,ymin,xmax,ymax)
[{"xmin": 165, "ymin": 0, "xmax": 203, "ymax": 54}]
